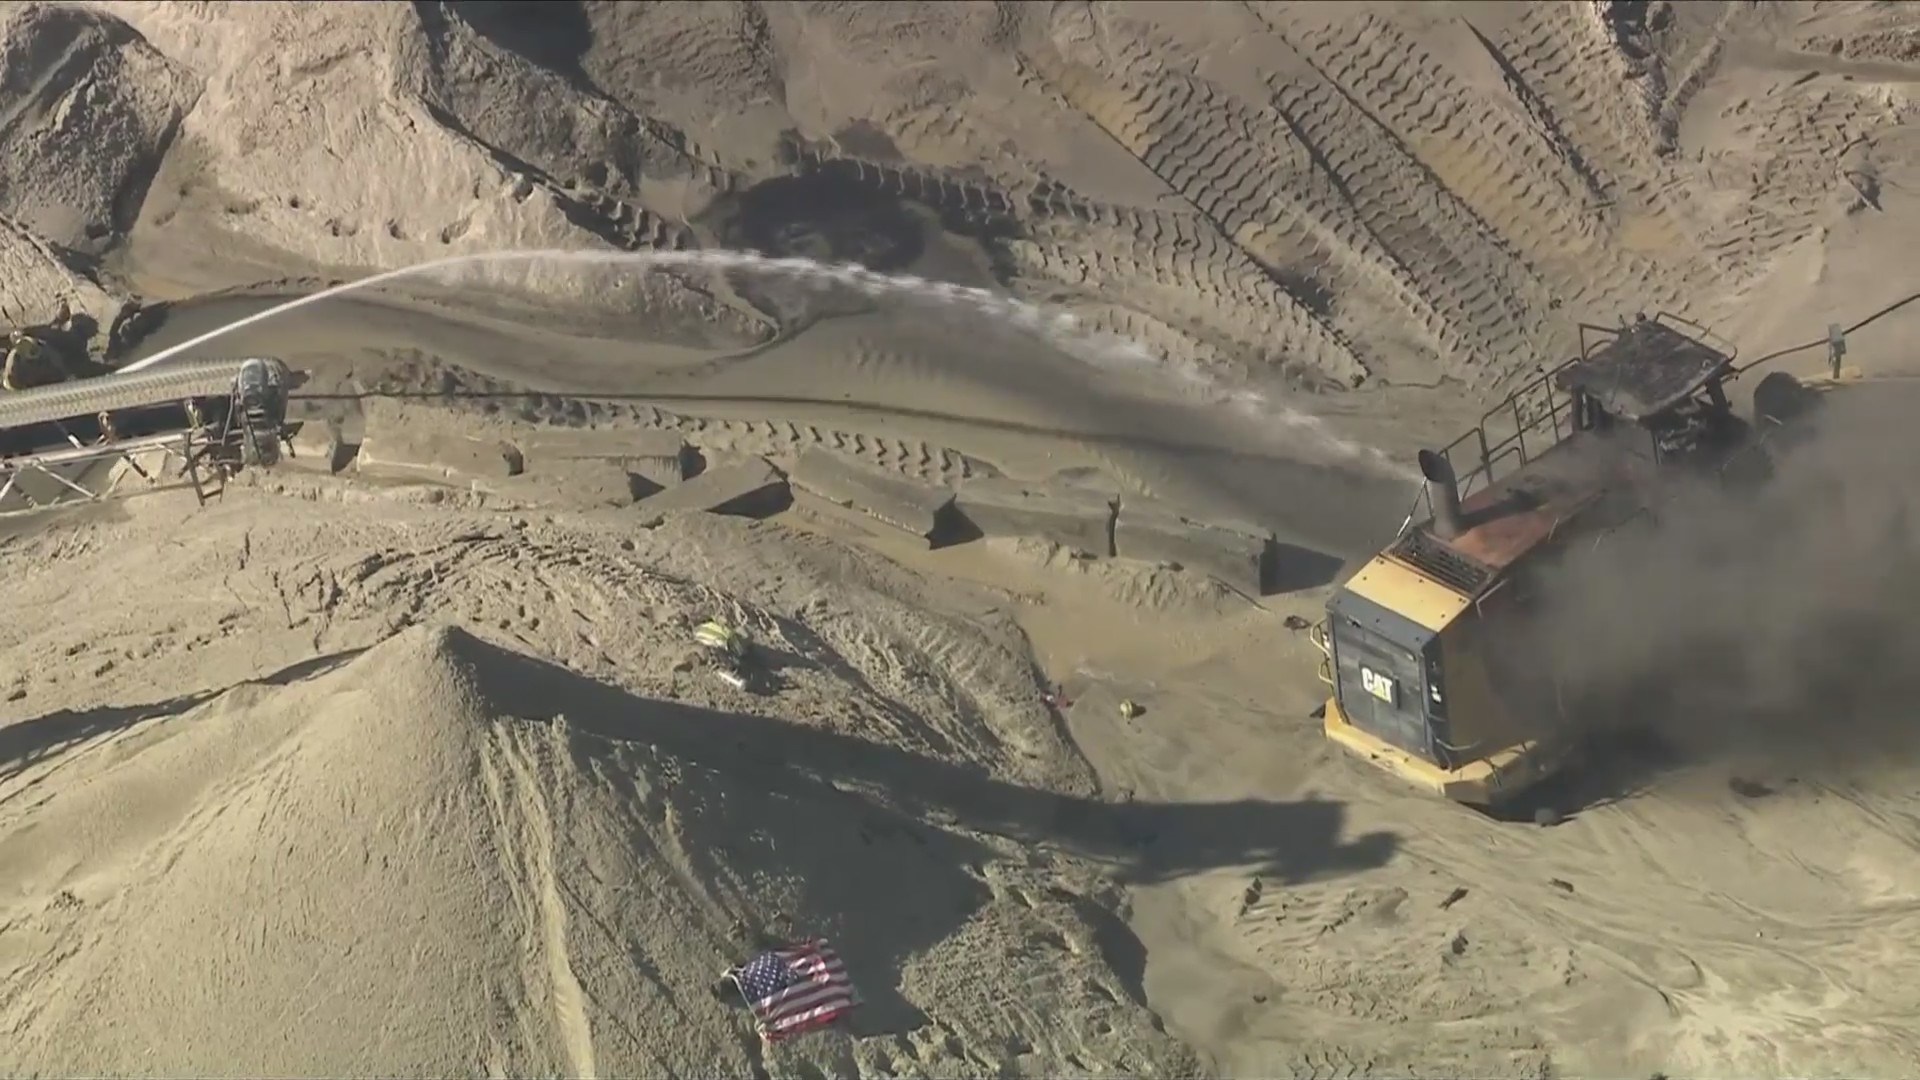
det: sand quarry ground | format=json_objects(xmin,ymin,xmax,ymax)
[{"xmin": 3, "ymin": 1, "xmax": 1920, "ymax": 1077}]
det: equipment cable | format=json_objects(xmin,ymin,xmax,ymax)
[{"xmin": 1731, "ymin": 289, "xmax": 1920, "ymax": 375}]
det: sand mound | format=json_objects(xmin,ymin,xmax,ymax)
[
  {"xmin": 0, "ymin": 3, "xmax": 186, "ymax": 336},
  {"xmin": 0, "ymin": 3, "xmax": 195, "ymax": 251},
  {"xmin": 0, "ymin": 492, "xmax": 1215, "ymax": 1076},
  {"xmin": 0, "ymin": 621, "xmax": 1194, "ymax": 1077},
  {"xmin": 0, "ymin": 212, "xmax": 116, "ymax": 333},
  {"xmin": 87, "ymin": 0, "xmax": 773, "ymax": 344}
]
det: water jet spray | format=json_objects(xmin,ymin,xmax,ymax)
[{"xmin": 120, "ymin": 248, "xmax": 1403, "ymax": 474}]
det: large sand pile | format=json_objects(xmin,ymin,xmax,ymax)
[
  {"xmin": 4, "ymin": 1, "xmax": 1920, "ymax": 1077},
  {"xmin": 0, "ymin": 496, "xmax": 1197, "ymax": 1077}
]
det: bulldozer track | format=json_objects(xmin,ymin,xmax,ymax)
[
  {"xmin": 1286, "ymin": 13, "xmax": 1696, "ymax": 334},
  {"xmin": 1494, "ymin": 4, "xmax": 1662, "ymax": 199},
  {"xmin": 1266, "ymin": 73, "xmax": 1546, "ymax": 377},
  {"xmin": 1112, "ymin": 51, "xmax": 1413, "ymax": 334},
  {"xmin": 496, "ymin": 148, "xmax": 702, "ymax": 258},
  {"xmin": 622, "ymin": 2, "xmax": 781, "ymax": 124},
  {"xmin": 1699, "ymin": 84, "xmax": 1901, "ymax": 283},
  {"xmin": 414, "ymin": 87, "xmax": 727, "ymax": 251},
  {"xmin": 1054, "ymin": 302, "xmax": 1235, "ymax": 375},
  {"xmin": 359, "ymin": 352, "xmax": 994, "ymax": 488},
  {"xmin": 1493, "ymin": 6, "xmax": 1722, "ymax": 304},
  {"xmin": 873, "ymin": 100, "xmax": 1025, "ymax": 181},
  {"xmin": 1019, "ymin": 176, "xmax": 1147, "ymax": 227},
  {"xmin": 1286, "ymin": 1045, "xmax": 1375, "ymax": 1080},
  {"xmin": 506, "ymin": 160, "xmax": 779, "ymax": 345},
  {"xmin": 784, "ymin": 51, "xmax": 1589, "ymax": 387},
  {"xmin": 1253, "ymin": 21, "xmax": 1552, "ymax": 366},
  {"xmin": 1170, "ymin": 30, "xmax": 1464, "ymax": 371},
  {"xmin": 881, "ymin": 101, "xmax": 973, "ymax": 158},
  {"xmin": 1207, "ymin": 101, "xmax": 1450, "ymax": 364},
  {"xmin": 1294, "ymin": 15, "xmax": 1604, "ymax": 264},
  {"xmin": 1019, "ymin": 45, "xmax": 1367, "ymax": 383},
  {"xmin": 557, "ymin": 184, "xmax": 694, "ymax": 253},
  {"xmin": 1656, "ymin": 25, "xmax": 1733, "ymax": 155},
  {"xmin": 1027, "ymin": 299, "xmax": 1358, "ymax": 502},
  {"xmin": 0, "ymin": 357, "xmax": 260, "ymax": 431},
  {"xmin": 785, "ymin": 137, "xmax": 1210, "ymax": 241},
  {"xmin": 1462, "ymin": 21, "xmax": 1610, "ymax": 208},
  {"xmin": 1005, "ymin": 224, "xmax": 1350, "ymax": 384},
  {"xmin": 408, "ymin": 93, "xmax": 778, "ymax": 345}
]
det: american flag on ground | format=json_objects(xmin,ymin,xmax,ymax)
[{"xmin": 725, "ymin": 938, "xmax": 861, "ymax": 1041}]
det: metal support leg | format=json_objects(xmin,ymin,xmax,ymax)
[{"xmin": 184, "ymin": 436, "xmax": 207, "ymax": 506}]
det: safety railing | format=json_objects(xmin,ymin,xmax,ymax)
[
  {"xmin": 1309, "ymin": 620, "xmax": 1335, "ymax": 687},
  {"xmin": 1436, "ymin": 356, "xmax": 1582, "ymax": 501},
  {"xmin": 1397, "ymin": 298, "xmax": 1920, "ymax": 540},
  {"xmin": 1431, "ymin": 312, "xmax": 1748, "ymax": 502}
]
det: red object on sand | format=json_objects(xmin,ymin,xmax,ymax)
[{"xmin": 725, "ymin": 938, "xmax": 860, "ymax": 1040}]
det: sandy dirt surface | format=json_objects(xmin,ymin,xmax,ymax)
[{"xmin": 4, "ymin": 1, "xmax": 1920, "ymax": 1077}]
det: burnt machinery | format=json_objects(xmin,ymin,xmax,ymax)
[
  {"xmin": 1310, "ymin": 313, "xmax": 1801, "ymax": 811},
  {"xmin": 0, "ymin": 356, "xmax": 299, "ymax": 511}
]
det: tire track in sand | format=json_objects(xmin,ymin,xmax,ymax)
[
  {"xmin": 479, "ymin": 724, "xmax": 597, "ymax": 1079},
  {"xmin": 1263, "ymin": 71, "xmax": 1548, "ymax": 383},
  {"xmin": 1696, "ymin": 84, "xmax": 1904, "ymax": 283},
  {"xmin": 1495, "ymin": 2, "xmax": 1665, "ymax": 198},
  {"xmin": 1017, "ymin": 42, "xmax": 1369, "ymax": 385},
  {"xmin": 1329, "ymin": 774, "xmax": 1920, "ymax": 1073},
  {"xmin": 1278, "ymin": 11, "xmax": 1691, "ymax": 345},
  {"xmin": 359, "ymin": 349, "xmax": 997, "ymax": 486},
  {"xmin": 1092, "ymin": 33, "xmax": 1460, "ymax": 377},
  {"xmin": 1476, "ymin": 0, "xmax": 1725, "ymax": 292},
  {"xmin": 1289, "ymin": 13, "xmax": 1604, "ymax": 265}
]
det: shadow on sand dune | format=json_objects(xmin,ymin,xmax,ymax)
[
  {"xmin": 0, "ymin": 648, "xmax": 370, "ymax": 786},
  {"xmin": 463, "ymin": 631, "xmax": 1398, "ymax": 1040},
  {"xmin": 462, "ymin": 633, "xmax": 1401, "ymax": 888},
  {"xmin": 437, "ymin": 1, "xmax": 594, "ymax": 78}
]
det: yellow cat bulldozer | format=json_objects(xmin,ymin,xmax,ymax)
[{"xmin": 1309, "ymin": 313, "xmax": 1855, "ymax": 813}]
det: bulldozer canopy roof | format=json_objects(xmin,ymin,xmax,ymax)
[{"xmin": 1556, "ymin": 319, "xmax": 1732, "ymax": 424}]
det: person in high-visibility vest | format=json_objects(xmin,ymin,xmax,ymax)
[
  {"xmin": 695, "ymin": 620, "xmax": 751, "ymax": 660},
  {"xmin": 694, "ymin": 619, "xmax": 756, "ymax": 688}
]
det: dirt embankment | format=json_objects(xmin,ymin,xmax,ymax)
[{"xmin": 9, "ymin": 0, "xmax": 1905, "ymax": 390}]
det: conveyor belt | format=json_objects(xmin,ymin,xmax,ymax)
[{"xmin": 0, "ymin": 358, "xmax": 260, "ymax": 431}]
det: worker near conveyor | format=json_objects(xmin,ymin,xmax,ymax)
[{"xmin": 2, "ymin": 330, "xmax": 63, "ymax": 392}]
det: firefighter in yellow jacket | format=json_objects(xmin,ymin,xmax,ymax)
[
  {"xmin": 2, "ymin": 330, "xmax": 63, "ymax": 392},
  {"xmin": 3, "ymin": 299, "xmax": 79, "ymax": 392}
]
